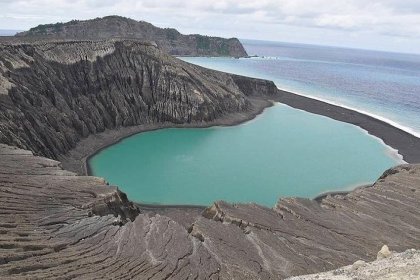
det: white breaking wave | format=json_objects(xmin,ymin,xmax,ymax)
[{"xmin": 276, "ymin": 85, "xmax": 420, "ymax": 139}]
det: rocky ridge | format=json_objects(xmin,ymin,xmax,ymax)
[
  {"xmin": 16, "ymin": 16, "xmax": 248, "ymax": 57},
  {"xmin": 0, "ymin": 39, "xmax": 273, "ymax": 160},
  {"xmin": 0, "ymin": 143, "xmax": 419, "ymax": 279}
]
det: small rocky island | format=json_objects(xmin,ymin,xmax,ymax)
[{"xmin": 0, "ymin": 17, "xmax": 419, "ymax": 279}]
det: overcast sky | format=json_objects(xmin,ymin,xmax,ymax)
[{"xmin": 1, "ymin": 0, "xmax": 420, "ymax": 54}]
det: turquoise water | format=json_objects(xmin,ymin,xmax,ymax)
[{"xmin": 90, "ymin": 104, "xmax": 400, "ymax": 207}]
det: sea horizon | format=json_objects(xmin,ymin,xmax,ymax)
[
  {"xmin": 181, "ymin": 40, "xmax": 420, "ymax": 139},
  {"xmin": 241, "ymin": 38, "xmax": 420, "ymax": 57}
]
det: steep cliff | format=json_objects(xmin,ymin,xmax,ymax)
[
  {"xmin": 16, "ymin": 16, "xmax": 248, "ymax": 57},
  {"xmin": 0, "ymin": 39, "xmax": 273, "ymax": 159}
]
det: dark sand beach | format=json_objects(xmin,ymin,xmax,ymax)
[
  {"xmin": 61, "ymin": 86, "xmax": 420, "ymax": 180},
  {"xmin": 60, "ymin": 86, "xmax": 419, "ymax": 212},
  {"xmin": 274, "ymin": 90, "xmax": 420, "ymax": 163}
]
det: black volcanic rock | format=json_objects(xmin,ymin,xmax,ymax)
[
  {"xmin": 16, "ymin": 16, "xmax": 248, "ymax": 57},
  {"xmin": 0, "ymin": 40, "xmax": 274, "ymax": 159}
]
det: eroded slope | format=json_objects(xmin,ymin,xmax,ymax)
[
  {"xmin": 0, "ymin": 40, "xmax": 273, "ymax": 159},
  {"xmin": 0, "ymin": 143, "xmax": 419, "ymax": 279}
]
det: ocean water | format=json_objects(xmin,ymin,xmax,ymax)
[
  {"xmin": 90, "ymin": 104, "xmax": 401, "ymax": 207},
  {"xmin": 181, "ymin": 40, "xmax": 420, "ymax": 137}
]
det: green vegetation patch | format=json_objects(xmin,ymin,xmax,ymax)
[
  {"xmin": 218, "ymin": 42, "xmax": 230, "ymax": 56},
  {"xmin": 196, "ymin": 36, "xmax": 211, "ymax": 50},
  {"xmin": 165, "ymin": 28, "xmax": 180, "ymax": 41},
  {"xmin": 29, "ymin": 20, "xmax": 79, "ymax": 34}
]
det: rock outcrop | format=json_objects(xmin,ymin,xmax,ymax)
[
  {"xmin": 0, "ymin": 144, "xmax": 419, "ymax": 279},
  {"xmin": 0, "ymin": 39, "xmax": 273, "ymax": 160},
  {"xmin": 16, "ymin": 16, "xmax": 248, "ymax": 57},
  {"xmin": 287, "ymin": 249, "xmax": 420, "ymax": 280}
]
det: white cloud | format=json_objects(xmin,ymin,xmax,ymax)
[{"xmin": 0, "ymin": 0, "xmax": 420, "ymax": 53}]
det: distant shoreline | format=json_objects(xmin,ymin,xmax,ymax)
[
  {"xmin": 277, "ymin": 87, "xmax": 420, "ymax": 139},
  {"xmin": 272, "ymin": 89, "xmax": 420, "ymax": 163}
]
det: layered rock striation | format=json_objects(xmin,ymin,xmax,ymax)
[
  {"xmin": 0, "ymin": 143, "xmax": 419, "ymax": 279},
  {"xmin": 16, "ymin": 16, "xmax": 248, "ymax": 57},
  {"xmin": 0, "ymin": 39, "xmax": 273, "ymax": 160}
]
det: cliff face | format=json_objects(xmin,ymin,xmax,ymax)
[
  {"xmin": 16, "ymin": 16, "xmax": 248, "ymax": 57},
  {"xmin": 0, "ymin": 143, "xmax": 419, "ymax": 279},
  {"xmin": 0, "ymin": 40, "xmax": 273, "ymax": 159}
]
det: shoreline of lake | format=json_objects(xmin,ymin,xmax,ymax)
[
  {"xmin": 58, "ymin": 85, "xmax": 420, "ymax": 209},
  {"xmin": 60, "ymin": 97, "xmax": 274, "ymax": 176},
  {"xmin": 272, "ymin": 89, "xmax": 420, "ymax": 163},
  {"xmin": 61, "ymin": 87, "xmax": 420, "ymax": 176}
]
